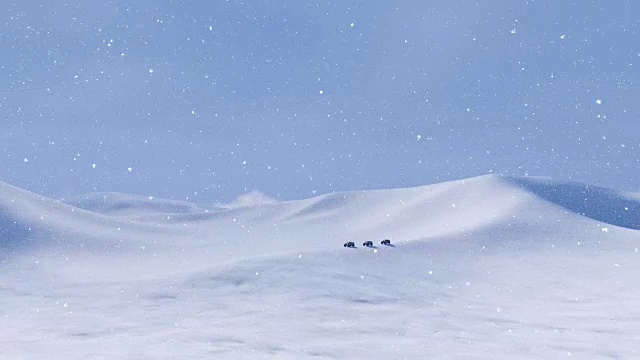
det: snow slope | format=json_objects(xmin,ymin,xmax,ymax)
[{"xmin": 1, "ymin": 175, "xmax": 638, "ymax": 359}]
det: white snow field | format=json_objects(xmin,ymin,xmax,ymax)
[{"xmin": 1, "ymin": 175, "xmax": 638, "ymax": 359}]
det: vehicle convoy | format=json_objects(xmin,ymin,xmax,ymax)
[{"xmin": 344, "ymin": 239, "xmax": 392, "ymax": 248}]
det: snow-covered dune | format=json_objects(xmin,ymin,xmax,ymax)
[
  {"xmin": 0, "ymin": 174, "xmax": 637, "ymax": 269},
  {"xmin": 0, "ymin": 181, "xmax": 187, "ymax": 257},
  {"xmin": 1, "ymin": 175, "xmax": 639, "ymax": 359},
  {"xmin": 0, "ymin": 181, "xmax": 125, "ymax": 254},
  {"xmin": 63, "ymin": 192, "xmax": 218, "ymax": 217}
]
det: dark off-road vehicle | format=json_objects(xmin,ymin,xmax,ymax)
[
  {"xmin": 381, "ymin": 239, "xmax": 391, "ymax": 245},
  {"xmin": 344, "ymin": 241, "xmax": 355, "ymax": 248},
  {"xmin": 362, "ymin": 240, "xmax": 374, "ymax": 247}
]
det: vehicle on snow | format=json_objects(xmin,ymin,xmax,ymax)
[
  {"xmin": 381, "ymin": 239, "xmax": 391, "ymax": 245},
  {"xmin": 362, "ymin": 240, "xmax": 374, "ymax": 247},
  {"xmin": 344, "ymin": 241, "xmax": 355, "ymax": 248}
]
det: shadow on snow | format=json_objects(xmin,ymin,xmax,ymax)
[{"xmin": 507, "ymin": 177, "xmax": 639, "ymax": 230}]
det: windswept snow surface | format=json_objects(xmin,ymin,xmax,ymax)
[{"xmin": 1, "ymin": 175, "xmax": 639, "ymax": 359}]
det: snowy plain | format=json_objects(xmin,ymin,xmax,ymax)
[{"xmin": 0, "ymin": 175, "xmax": 639, "ymax": 359}]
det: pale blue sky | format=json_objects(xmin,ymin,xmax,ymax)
[{"xmin": 1, "ymin": 0, "xmax": 638, "ymax": 202}]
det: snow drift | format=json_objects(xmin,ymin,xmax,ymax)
[{"xmin": 1, "ymin": 175, "xmax": 638, "ymax": 359}]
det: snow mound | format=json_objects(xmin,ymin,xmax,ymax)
[
  {"xmin": 226, "ymin": 190, "xmax": 278, "ymax": 208},
  {"xmin": 277, "ymin": 174, "xmax": 627, "ymax": 241}
]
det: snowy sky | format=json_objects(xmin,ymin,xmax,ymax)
[{"xmin": 1, "ymin": 0, "xmax": 638, "ymax": 202}]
